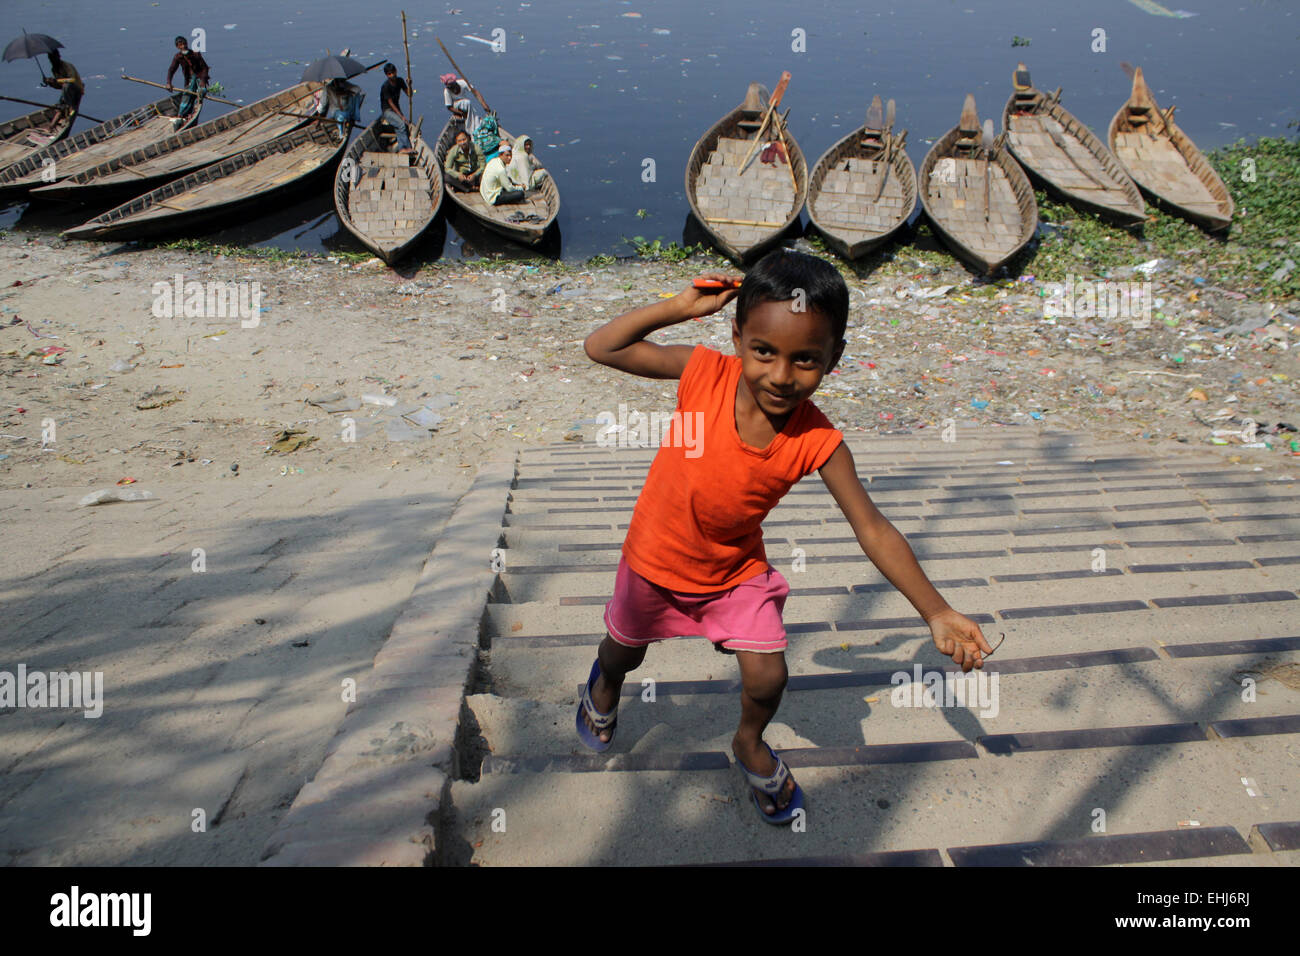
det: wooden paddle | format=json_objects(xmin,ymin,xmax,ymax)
[
  {"xmin": 738, "ymin": 72, "xmax": 791, "ymax": 173},
  {"xmin": 121, "ymin": 75, "xmax": 240, "ymax": 108},
  {"xmin": 436, "ymin": 37, "xmax": 492, "ymax": 114},
  {"xmin": 0, "ymin": 94, "xmax": 104, "ymax": 123},
  {"xmin": 982, "ymin": 118, "xmax": 994, "ymax": 222},
  {"xmin": 872, "ymin": 97, "xmax": 896, "ymax": 202}
]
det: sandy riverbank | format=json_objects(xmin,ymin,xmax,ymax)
[{"xmin": 1, "ymin": 231, "xmax": 1297, "ymax": 496}]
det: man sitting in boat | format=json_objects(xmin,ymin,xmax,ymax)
[
  {"xmin": 379, "ymin": 63, "xmax": 413, "ymax": 154},
  {"xmin": 42, "ymin": 50, "xmax": 83, "ymax": 125},
  {"xmin": 479, "ymin": 141, "xmax": 526, "ymax": 206},
  {"xmin": 165, "ymin": 36, "xmax": 211, "ymax": 122},
  {"xmin": 444, "ymin": 128, "xmax": 485, "ymax": 192},
  {"xmin": 508, "ymin": 135, "xmax": 548, "ymax": 189},
  {"xmin": 441, "ymin": 73, "xmax": 484, "ymax": 137},
  {"xmin": 317, "ymin": 77, "xmax": 364, "ymax": 137}
]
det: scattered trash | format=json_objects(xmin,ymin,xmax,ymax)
[
  {"xmin": 362, "ymin": 393, "xmax": 398, "ymax": 407},
  {"xmin": 80, "ymin": 487, "xmax": 156, "ymax": 506},
  {"xmin": 266, "ymin": 429, "xmax": 318, "ymax": 455}
]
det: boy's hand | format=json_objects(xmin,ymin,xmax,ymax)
[
  {"xmin": 928, "ymin": 609, "xmax": 993, "ymax": 672},
  {"xmin": 673, "ymin": 274, "xmax": 741, "ymax": 320}
]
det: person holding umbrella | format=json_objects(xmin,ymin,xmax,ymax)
[
  {"xmin": 43, "ymin": 49, "xmax": 83, "ymax": 118},
  {"xmin": 165, "ymin": 35, "xmax": 211, "ymax": 121}
]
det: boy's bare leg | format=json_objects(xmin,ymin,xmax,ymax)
[
  {"xmin": 733, "ymin": 650, "xmax": 797, "ymax": 815},
  {"xmin": 583, "ymin": 634, "xmax": 646, "ymax": 743}
]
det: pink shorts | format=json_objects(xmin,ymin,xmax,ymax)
[{"xmin": 603, "ymin": 556, "xmax": 790, "ymax": 653}]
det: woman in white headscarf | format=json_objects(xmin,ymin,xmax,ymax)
[{"xmin": 507, "ymin": 134, "xmax": 548, "ymax": 190}]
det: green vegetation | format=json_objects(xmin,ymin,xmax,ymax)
[
  {"xmin": 625, "ymin": 236, "xmax": 709, "ymax": 262},
  {"xmin": 1014, "ymin": 135, "xmax": 1300, "ymax": 297},
  {"xmin": 1011, "ymin": 36, "xmax": 1031, "ymax": 47},
  {"xmin": 153, "ymin": 237, "xmax": 367, "ymax": 262}
]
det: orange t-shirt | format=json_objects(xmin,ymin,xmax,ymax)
[{"xmin": 622, "ymin": 344, "xmax": 844, "ymax": 592}]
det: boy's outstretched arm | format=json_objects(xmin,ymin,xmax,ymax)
[
  {"xmin": 819, "ymin": 443, "xmax": 993, "ymax": 672},
  {"xmin": 583, "ymin": 274, "xmax": 740, "ymax": 379}
]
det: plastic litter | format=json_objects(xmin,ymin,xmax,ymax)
[{"xmin": 80, "ymin": 488, "xmax": 156, "ymax": 507}]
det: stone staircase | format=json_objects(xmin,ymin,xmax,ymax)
[{"xmin": 444, "ymin": 430, "xmax": 1300, "ymax": 866}]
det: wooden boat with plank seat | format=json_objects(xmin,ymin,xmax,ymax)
[
  {"xmin": 0, "ymin": 93, "xmax": 206, "ymax": 200},
  {"xmin": 31, "ymin": 81, "xmax": 319, "ymax": 204},
  {"xmin": 1107, "ymin": 66, "xmax": 1232, "ymax": 233},
  {"xmin": 1001, "ymin": 63, "xmax": 1143, "ymax": 228},
  {"xmin": 433, "ymin": 119, "xmax": 559, "ymax": 245},
  {"xmin": 919, "ymin": 94, "xmax": 1038, "ymax": 275},
  {"xmin": 0, "ymin": 105, "xmax": 75, "ymax": 172},
  {"xmin": 686, "ymin": 80, "xmax": 808, "ymax": 263},
  {"xmin": 335, "ymin": 115, "xmax": 443, "ymax": 263},
  {"xmin": 807, "ymin": 95, "xmax": 916, "ymax": 259},
  {"xmin": 63, "ymin": 120, "xmax": 345, "ymax": 241}
]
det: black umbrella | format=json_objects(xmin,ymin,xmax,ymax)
[
  {"xmin": 3, "ymin": 31, "xmax": 64, "ymax": 81},
  {"xmin": 300, "ymin": 55, "xmax": 367, "ymax": 83}
]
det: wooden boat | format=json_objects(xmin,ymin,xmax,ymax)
[
  {"xmin": 1002, "ymin": 64, "xmax": 1144, "ymax": 228},
  {"xmin": 0, "ymin": 106, "xmax": 75, "ymax": 172},
  {"xmin": 685, "ymin": 82, "xmax": 808, "ymax": 263},
  {"xmin": 433, "ymin": 120, "xmax": 559, "ymax": 245},
  {"xmin": 335, "ymin": 116, "xmax": 443, "ymax": 263},
  {"xmin": 31, "ymin": 81, "xmax": 319, "ymax": 204},
  {"xmin": 919, "ymin": 94, "xmax": 1038, "ymax": 275},
  {"xmin": 0, "ymin": 93, "xmax": 206, "ymax": 201},
  {"xmin": 1107, "ymin": 66, "xmax": 1233, "ymax": 232},
  {"xmin": 63, "ymin": 121, "xmax": 345, "ymax": 241},
  {"xmin": 807, "ymin": 95, "xmax": 916, "ymax": 259}
]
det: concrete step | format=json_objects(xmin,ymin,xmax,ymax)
[
  {"xmin": 443, "ymin": 434, "xmax": 1300, "ymax": 866},
  {"xmin": 448, "ymin": 733, "xmax": 1294, "ymax": 866}
]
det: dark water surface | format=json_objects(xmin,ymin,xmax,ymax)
[{"xmin": 2, "ymin": 0, "xmax": 1296, "ymax": 260}]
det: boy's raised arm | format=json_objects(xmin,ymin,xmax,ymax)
[
  {"xmin": 819, "ymin": 443, "xmax": 993, "ymax": 671},
  {"xmin": 583, "ymin": 276, "xmax": 740, "ymax": 380}
]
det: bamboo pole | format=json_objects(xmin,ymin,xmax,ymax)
[
  {"xmin": 402, "ymin": 11, "xmax": 415, "ymax": 114},
  {"xmin": 705, "ymin": 216, "xmax": 786, "ymax": 227},
  {"xmin": 121, "ymin": 75, "xmax": 240, "ymax": 107},
  {"xmin": 0, "ymin": 93, "xmax": 104, "ymax": 123}
]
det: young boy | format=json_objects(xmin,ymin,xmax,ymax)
[{"xmin": 579, "ymin": 250, "xmax": 992, "ymax": 824}]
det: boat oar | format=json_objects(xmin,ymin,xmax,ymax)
[
  {"xmin": 436, "ymin": 37, "xmax": 492, "ymax": 114},
  {"xmin": 772, "ymin": 107, "xmax": 799, "ymax": 195},
  {"xmin": 982, "ymin": 119, "xmax": 994, "ymax": 223},
  {"xmin": 738, "ymin": 71, "xmax": 791, "ymax": 173},
  {"xmin": 121, "ymin": 74, "xmax": 240, "ymax": 108},
  {"xmin": 872, "ymin": 97, "xmax": 896, "ymax": 202},
  {"xmin": 0, "ymin": 92, "xmax": 104, "ymax": 122}
]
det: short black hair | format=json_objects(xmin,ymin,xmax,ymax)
[
  {"xmin": 175, "ymin": 36, "xmax": 187, "ymax": 45},
  {"xmin": 735, "ymin": 249, "xmax": 848, "ymax": 342},
  {"xmin": 383, "ymin": 63, "xmax": 397, "ymax": 74}
]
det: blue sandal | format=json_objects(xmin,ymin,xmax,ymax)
[
  {"xmin": 736, "ymin": 743, "xmax": 805, "ymax": 825},
  {"xmin": 575, "ymin": 658, "xmax": 617, "ymax": 752}
]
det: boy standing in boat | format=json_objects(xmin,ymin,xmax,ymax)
[
  {"xmin": 578, "ymin": 250, "xmax": 991, "ymax": 823},
  {"xmin": 379, "ymin": 63, "xmax": 413, "ymax": 154},
  {"xmin": 165, "ymin": 36, "xmax": 210, "ymax": 121}
]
